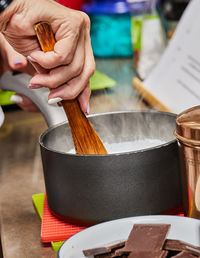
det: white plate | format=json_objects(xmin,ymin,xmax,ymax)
[{"xmin": 58, "ymin": 215, "xmax": 200, "ymax": 258}]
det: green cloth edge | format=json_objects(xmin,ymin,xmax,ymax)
[
  {"xmin": 90, "ymin": 70, "xmax": 116, "ymax": 90},
  {"xmin": 0, "ymin": 90, "xmax": 15, "ymax": 106}
]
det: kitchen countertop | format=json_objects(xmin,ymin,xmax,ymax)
[{"xmin": 0, "ymin": 59, "xmax": 148, "ymax": 257}]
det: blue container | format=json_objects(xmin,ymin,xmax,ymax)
[
  {"xmin": 82, "ymin": 1, "xmax": 133, "ymax": 57},
  {"xmin": 127, "ymin": 0, "xmax": 153, "ymax": 15},
  {"xmin": 83, "ymin": 0, "xmax": 130, "ymax": 14}
]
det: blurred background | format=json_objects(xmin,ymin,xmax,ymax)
[{"xmin": 0, "ymin": 0, "xmax": 190, "ymax": 107}]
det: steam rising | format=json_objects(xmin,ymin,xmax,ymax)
[
  {"xmin": 68, "ymin": 139, "xmax": 166, "ymax": 154},
  {"xmin": 42, "ymin": 111, "xmax": 176, "ymax": 154}
]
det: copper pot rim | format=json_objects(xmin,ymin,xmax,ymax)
[{"xmin": 174, "ymin": 130, "xmax": 200, "ymax": 148}]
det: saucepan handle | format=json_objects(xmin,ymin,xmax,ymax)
[{"xmin": 0, "ymin": 71, "xmax": 67, "ymax": 127}]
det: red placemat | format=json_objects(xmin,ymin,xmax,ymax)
[
  {"xmin": 41, "ymin": 193, "xmax": 184, "ymax": 243},
  {"xmin": 41, "ymin": 194, "xmax": 86, "ymax": 243}
]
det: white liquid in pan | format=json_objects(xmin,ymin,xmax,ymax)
[{"xmin": 68, "ymin": 139, "xmax": 166, "ymax": 154}]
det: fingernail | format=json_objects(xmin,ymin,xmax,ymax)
[
  {"xmin": 13, "ymin": 59, "xmax": 23, "ymax": 65},
  {"xmin": 10, "ymin": 95, "xmax": 23, "ymax": 104},
  {"xmin": 48, "ymin": 97, "xmax": 63, "ymax": 105},
  {"xmin": 28, "ymin": 84, "xmax": 43, "ymax": 89},
  {"xmin": 87, "ymin": 103, "xmax": 90, "ymax": 114},
  {"xmin": 27, "ymin": 56, "xmax": 36, "ymax": 62}
]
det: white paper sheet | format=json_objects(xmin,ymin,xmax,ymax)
[{"xmin": 142, "ymin": 0, "xmax": 200, "ymax": 114}]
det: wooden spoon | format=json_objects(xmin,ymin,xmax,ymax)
[{"xmin": 34, "ymin": 22, "xmax": 108, "ymax": 155}]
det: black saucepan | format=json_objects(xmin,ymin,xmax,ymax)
[
  {"xmin": 40, "ymin": 110, "xmax": 182, "ymax": 226},
  {"xmin": 1, "ymin": 73, "xmax": 182, "ymax": 226}
]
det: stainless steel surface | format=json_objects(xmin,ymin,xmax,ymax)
[{"xmin": 175, "ymin": 105, "xmax": 200, "ymax": 219}]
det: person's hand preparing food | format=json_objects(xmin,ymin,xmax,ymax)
[
  {"xmin": 0, "ymin": 32, "xmax": 38, "ymax": 112},
  {"xmin": 0, "ymin": 0, "xmax": 95, "ymax": 113}
]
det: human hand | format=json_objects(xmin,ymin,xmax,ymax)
[
  {"xmin": 0, "ymin": 33, "xmax": 35, "ymax": 76},
  {"xmin": 0, "ymin": 33, "xmax": 38, "ymax": 112},
  {"xmin": 0, "ymin": 0, "xmax": 95, "ymax": 113}
]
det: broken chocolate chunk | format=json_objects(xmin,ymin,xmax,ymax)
[
  {"xmin": 125, "ymin": 224, "xmax": 170, "ymax": 251},
  {"xmin": 82, "ymin": 223, "xmax": 200, "ymax": 258},
  {"xmin": 170, "ymin": 250, "xmax": 198, "ymax": 257},
  {"xmin": 95, "ymin": 254, "xmax": 128, "ymax": 258},
  {"xmin": 128, "ymin": 250, "xmax": 168, "ymax": 258},
  {"xmin": 83, "ymin": 246, "xmax": 110, "ymax": 257},
  {"xmin": 114, "ymin": 224, "xmax": 170, "ymax": 256},
  {"xmin": 164, "ymin": 239, "xmax": 200, "ymax": 257},
  {"xmin": 94, "ymin": 254, "xmax": 112, "ymax": 258},
  {"xmin": 83, "ymin": 241, "xmax": 125, "ymax": 257}
]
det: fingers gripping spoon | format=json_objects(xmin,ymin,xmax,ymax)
[{"xmin": 34, "ymin": 22, "xmax": 108, "ymax": 155}]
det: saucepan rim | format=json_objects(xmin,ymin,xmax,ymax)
[{"xmin": 39, "ymin": 110, "xmax": 178, "ymax": 156}]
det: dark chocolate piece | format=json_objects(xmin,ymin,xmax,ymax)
[
  {"xmin": 167, "ymin": 251, "xmax": 180, "ymax": 257},
  {"xmin": 164, "ymin": 239, "xmax": 200, "ymax": 257},
  {"xmin": 83, "ymin": 224, "xmax": 200, "ymax": 258},
  {"xmin": 111, "ymin": 249, "xmax": 130, "ymax": 257},
  {"xmin": 83, "ymin": 241, "xmax": 125, "ymax": 257},
  {"xmin": 128, "ymin": 250, "xmax": 168, "ymax": 258},
  {"xmin": 95, "ymin": 254, "xmax": 128, "ymax": 258},
  {"xmin": 114, "ymin": 224, "xmax": 170, "ymax": 256},
  {"xmin": 170, "ymin": 251, "xmax": 197, "ymax": 257},
  {"xmin": 83, "ymin": 246, "xmax": 110, "ymax": 256},
  {"xmin": 94, "ymin": 254, "xmax": 111, "ymax": 258}
]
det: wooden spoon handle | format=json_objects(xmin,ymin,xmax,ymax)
[{"xmin": 34, "ymin": 22, "xmax": 108, "ymax": 155}]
